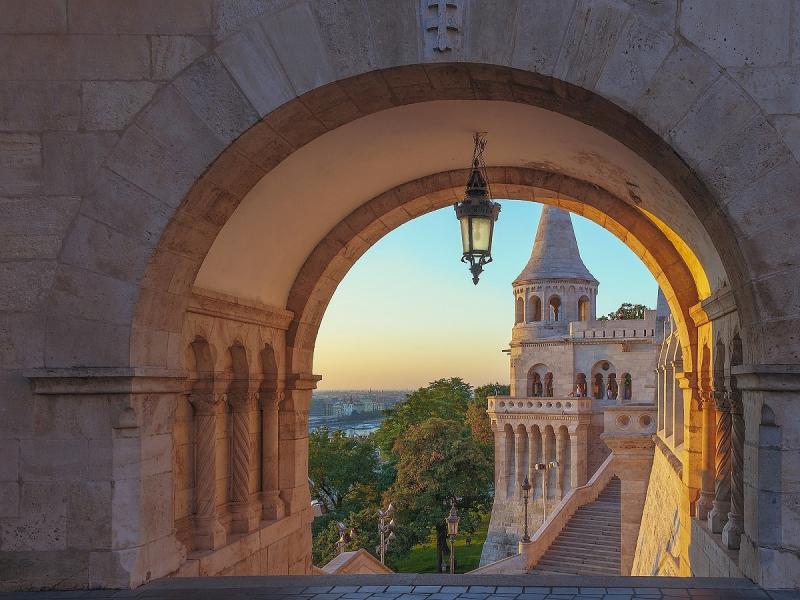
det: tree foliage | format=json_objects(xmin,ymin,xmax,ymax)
[
  {"xmin": 467, "ymin": 383, "xmax": 509, "ymax": 450},
  {"xmin": 387, "ymin": 417, "xmax": 492, "ymax": 572},
  {"xmin": 308, "ymin": 427, "xmax": 381, "ymax": 513},
  {"xmin": 598, "ymin": 302, "xmax": 650, "ymax": 321},
  {"xmin": 374, "ymin": 377, "xmax": 473, "ymax": 457}
]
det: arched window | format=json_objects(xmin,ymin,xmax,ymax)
[
  {"xmin": 549, "ymin": 295, "xmax": 561, "ymax": 321},
  {"xmin": 607, "ymin": 373, "xmax": 618, "ymax": 400},
  {"xmin": 530, "ymin": 373, "xmax": 542, "ymax": 397},
  {"xmin": 593, "ymin": 373, "xmax": 604, "ymax": 399},
  {"xmin": 515, "ymin": 296, "xmax": 524, "ymax": 323},
  {"xmin": 544, "ymin": 372, "xmax": 554, "ymax": 397},
  {"xmin": 575, "ymin": 373, "xmax": 587, "ymax": 397},
  {"xmin": 578, "ymin": 295, "xmax": 591, "ymax": 321},
  {"xmin": 527, "ymin": 295, "xmax": 542, "ymax": 322},
  {"xmin": 528, "ymin": 364, "xmax": 548, "ymax": 397},
  {"xmin": 621, "ymin": 373, "xmax": 632, "ymax": 401}
]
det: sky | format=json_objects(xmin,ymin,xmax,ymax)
[{"xmin": 314, "ymin": 200, "xmax": 658, "ymax": 391}]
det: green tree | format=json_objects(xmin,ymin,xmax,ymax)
[
  {"xmin": 387, "ymin": 418, "xmax": 492, "ymax": 573},
  {"xmin": 308, "ymin": 427, "xmax": 381, "ymax": 513},
  {"xmin": 598, "ymin": 302, "xmax": 650, "ymax": 321},
  {"xmin": 467, "ymin": 383, "xmax": 510, "ymax": 451},
  {"xmin": 374, "ymin": 378, "xmax": 473, "ymax": 457}
]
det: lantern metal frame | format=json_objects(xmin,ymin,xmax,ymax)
[
  {"xmin": 454, "ymin": 133, "xmax": 501, "ymax": 285},
  {"xmin": 446, "ymin": 498, "xmax": 460, "ymax": 574},
  {"xmin": 376, "ymin": 502, "xmax": 395, "ymax": 565}
]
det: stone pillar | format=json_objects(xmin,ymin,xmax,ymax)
[
  {"xmin": 515, "ymin": 426, "xmax": 527, "ymax": 497},
  {"xmin": 569, "ymin": 424, "xmax": 588, "ymax": 488},
  {"xmin": 722, "ymin": 389, "xmax": 744, "ymax": 549},
  {"xmin": 279, "ymin": 373, "xmax": 320, "ymax": 515},
  {"xmin": 528, "ymin": 425, "xmax": 539, "ymax": 494},
  {"xmin": 708, "ymin": 389, "xmax": 731, "ymax": 533},
  {"xmin": 543, "ymin": 427, "xmax": 554, "ymax": 502},
  {"xmin": 228, "ymin": 388, "xmax": 260, "ymax": 533},
  {"xmin": 695, "ymin": 384, "xmax": 716, "ymax": 520},
  {"xmin": 261, "ymin": 387, "xmax": 285, "ymax": 521},
  {"xmin": 555, "ymin": 429, "xmax": 566, "ymax": 500},
  {"xmin": 602, "ymin": 433, "xmax": 655, "ymax": 576},
  {"xmin": 493, "ymin": 421, "xmax": 505, "ymax": 499},
  {"xmin": 189, "ymin": 391, "xmax": 227, "ymax": 550}
]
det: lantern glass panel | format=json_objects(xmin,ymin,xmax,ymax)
[
  {"xmin": 471, "ymin": 216, "xmax": 492, "ymax": 253},
  {"xmin": 459, "ymin": 215, "xmax": 471, "ymax": 254}
]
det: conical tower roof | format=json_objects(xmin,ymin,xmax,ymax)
[{"xmin": 515, "ymin": 206, "xmax": 597, "ymax": 284}]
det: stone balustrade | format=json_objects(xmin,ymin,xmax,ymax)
[{"xmin": 487, "ymin": 396, "xmax": 593, "ymax": 415}]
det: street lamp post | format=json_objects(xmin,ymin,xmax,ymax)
[
  {"xmin": 335, "ymin": 521, "xmax": 355, "ymax": 555},
  {"xmin": 533, "ymin": 461, "xmax": 560, "ymax": 522},
  {"xmin": 376, "ymin": 502, "xmax": 395, "ymax": 565},
  {"xmin": 446, "ymin": 499, "xmax": 460, "ymax": 574},
  {"xmin": 521, "ymin": 476, "xmax": 532, "ymax": 543},
  {"xmin": 454, "ymin": 133, "xmax": 501, "ymax": 285}
]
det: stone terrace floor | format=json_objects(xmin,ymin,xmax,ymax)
[{"xmin": 0, "ymin": 575, "xmax": 797, "ymax": 600}]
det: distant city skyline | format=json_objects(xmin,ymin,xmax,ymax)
[{"xmin": 315, "ymin": 201, "xmax": 659, "ymax": 390}]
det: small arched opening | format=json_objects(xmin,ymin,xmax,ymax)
[
  {"xmin": 578, "ymin": 295, "xmax": 591, "ymax": 321},
  {"xmin": 515, "ymin": 296, "xmax": 524, "ymax": 324},
  {"xmin": 527, "ymin": 295, "xmax": 542, "ymax": 322},
  {"xmin": 621, "ymin": 372, "xmax": 632, "ymax": 402},
  {"xmin": 549, "ymin": 295, "xmax": 562, "ymax": 322},
  {"xmin": 575, "ymin": 373, "xmax": 587, "ymax": 397},
  {"xmin": 544, "ymin": 372, "xmax": 554, "ymax": 398}
]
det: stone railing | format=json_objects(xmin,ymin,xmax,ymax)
[
  {"xmin": 519, "ymin": 453, "xmax": 615, "ymax": 571},
  {"xmin": 602, "ymin": 404, "xmax": 657, "ymax": 436},
  {"xmin": 487, "ymin": 396, "xmax": 593, "ymax": 415},
  {"xmin": 468, "ymin": 454, "xmax": 615, "ymax": 575}
]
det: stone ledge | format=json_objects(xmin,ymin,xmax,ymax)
[
  {"xmin": 731, "ymin": 365, "xmax": 800, "ymax": 392},
  {"xmin": 26, "ymin": 367, "xmax": 187, "ymax": 395}
]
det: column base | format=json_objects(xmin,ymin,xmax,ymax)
[
  {"xmin": 708, "ymin": 501, "xmax": 730, "ymax": 533},
  {"xmin": 721, "ymin": 513, "xmax": 743, "ymax": 550},
  {"xmin": 230, "ymin": 501, "xmax": 262, "ymax": 534},
  {"xmin": 193, "ymin": 515, "xmax": 227, "ymax": 550},
  {"xmin": 695, "ymin": 492, "xmax": 714, "ymax": 520},
  {"xmin": 261, "ymin": 490, "xmax": 286, "ymax": 521}
]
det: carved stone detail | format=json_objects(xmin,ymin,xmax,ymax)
[
  {"xmin": 723, "ymin": 390, "xmax": 744, "ymax": 549},
  {"xmin": 422, "ymin": 1, "xmax": 461, "ymax": 54},
  {"xmin": 708, "ymin": 390, "xmax": 732, "ymax": 533}
]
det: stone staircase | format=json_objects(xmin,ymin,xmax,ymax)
[{"xmin": 530, "ymin": 476, "xmax": 621, "ymax": 576}]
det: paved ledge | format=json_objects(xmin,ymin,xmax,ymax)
[{"xmin": 1, "ymin": 575, "xmax": 796, "ymax": 600}]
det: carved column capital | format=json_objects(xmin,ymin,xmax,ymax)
[
  {"xmin": 712, "ymin": 389, "xmax": 729, "ymax": 412},
  {"xmin": 189, "ymin": 392, "xmax": 227, "ymax": 415}
]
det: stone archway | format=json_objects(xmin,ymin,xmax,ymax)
[{"xmin": 4, "ymin": 0, "xmax": 800, "ymax": 591}]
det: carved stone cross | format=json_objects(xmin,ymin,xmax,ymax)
[{"xmin": 424, "ymin": 1, "xmax": 459, "ymax": 52}]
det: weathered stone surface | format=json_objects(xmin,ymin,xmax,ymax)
[
  {"xmin": 0, "ymin": 82, "xmax": 80, "ymax": 131},
  {"xmin": 216, "ymin": 24, "xmax": 294, "ymax": 117},
  {"xmin": 365, "ymin": 0, "xmax": 419, "ymax": 68},
  {"xmin": 42, "ymin": 132, "xmax": 118, "ymax": 195},
  {"xmin": 772, "ymin": 114, "xmax": 800, "ymax": 163},
  {"xmin": 67, "ymin": 481, "xmax": 112, "ymax": 549},
  {"xmin": 633, "ymin": 42, "xmax": 721, "ymax": 135},
  {"xmin": 0, "ymin": 261, "xmax": 56, "ymax": 312},
  {"xmin": 466, "ymin": 0, "xmax": 518, "ymax": 65},
  {"xmin": 0, "ymin": 134, "xmax": 41, "ymax": 195},
  {"xmin": 150, "ymin": 35, "xmax": 207, "ymax": 80},
  {"xmin": 173, "ymin": 55, "xmax": 259, "ymax": 145},
  {"xmin": 679, "ymin": 0, "xmax": 791, "ymax": 67},
  {"xmin": 595, "ymin": 17, "xmax": 674, "ymax": 109},
  {"xmin": 311, "ymin": 0, "xmax": 376, "ymax": 79},
  {"xmin": 261, "ymin": 3, "xmax": 335, "ymax": 95},
  {"xmin": 48, "ymin": 265, "xmax": 137, "ymax": 326},
  {"xmin": 0, "ymin": 35, "xmax": 150, "ymax": 80},
  {"xmin": 731, "ymin": 66, "xmax": 800, "ymax": 115},
  {"xmin": 20, "ymin": 439, "xmax": 88, "ymax": 482},
  {"xmin": 511, "ymin": 0, "xmax": 576, "ymax": 76},
  {"xmin": 68, "ymin": 0, "xmax": 213, "ymax": 34},
  {"xmin": 0, "ymin": 312, "xmax": 45, "ymax": 369},
  {"xmin": 553, "ymin": 0, "xmax": 631, "ymax": 88},
  {"xmin": 81, "ymin": 81, "xmax": 158, "ymax": 130},
  {"xmin": 44, "ymin": 315, "xmax": 130, "ymax": 368},
  {"xmin": 0, "ymin": 0, "xmax": 67, "ymax": 33},
  {"xmin": 0, "ymin": 483, "xmax": 67, "ymax": 551},
  {"xmin": 0, "ymin": 481, "xmax": 19, "ymax": 519}
]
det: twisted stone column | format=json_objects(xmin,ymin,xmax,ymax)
[
  {"xmin": 708, "ymin": 390, "xmax": 731, "ymax": 533},
  {"xmin": 229, "ymin": 388, "xmax": 260, "ymax": 533},
  {"xmin": 190, "ymin": 391, "xmax": 227, "ymax": 550},
  {"xmin": 261, "ymin": 389, "xmax": 285, "ymax": 520},
  {"xmin": 723, "ymin": 389, "xmax": 744, "ymax": 549}
]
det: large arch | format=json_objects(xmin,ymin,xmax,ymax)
[{"xmin": 4, "ymin": 0, "xmax": 800, "ymax": 591}]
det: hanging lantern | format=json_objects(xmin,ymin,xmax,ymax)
[{"xmin": 454, "ymin": 133, "xmax": 501, "ymax": 284}]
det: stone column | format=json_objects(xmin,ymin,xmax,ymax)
[
  {"xmin": 722, "ymin": 389, "xmax": 744, "ymax": 549},
  {"xmin": 228, "ymin": 388, "xmax": 260, "ymax": 533},
  {"xmin": 695, "ymin": 384, "xmax": 716, "ymax": 520},
  {"xmin": 569, "ymin": 424, "xmax": 588, "ymax": 488},
  {"xmin": 527, "ymin": 425, "xmax": 539, "ymax": 495},
  {"xmin": 279, "ymin": 373, "xmax": 320, "ymax": 515},
  {"xmin": 261, "ymin": 387, "xmax": 285, "ymax": 521},
  {"xmin": 190, "ymin": 391, "xmax": 227, "ymax": 550},
  {"xmin": 543, "ymin": 427, "xmax": 554, "ymax": 502},
  {"xmin": 492, "ymin": 421, "xmax": 505, "ymax": 499},
  {"xmin": 515, "ymin": 426, "xmax": 527, "ymax": 497},
  {"xmin": 656, "ymin": 366, "xmax": 665, "ymax": 431},
  {"xmin": 602, "ymin": 433, "xmax": 655, "ymax": 576},
  {"xmin": 555, "ymin": 429, "xmax": 566, "ymax": 500},
  {"xmin": 708, "ymin": 389, "xmax": 731, "ymax": 533}
]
